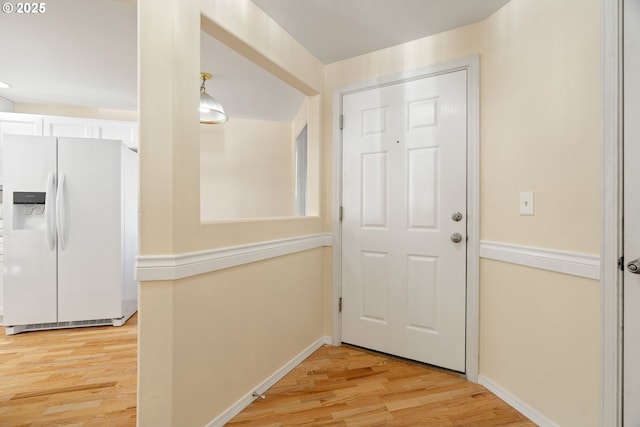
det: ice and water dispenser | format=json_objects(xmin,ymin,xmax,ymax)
[{"xmin": 12, "ymin": 192, "xmax": 46, "ymax": 230}]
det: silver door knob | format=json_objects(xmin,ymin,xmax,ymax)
[
  {"xmin": 451, "ymin": 233, "xmax": 463, "ymax": 243},
  {"xmin": 451, "ymin": 211, "xmax": 463, "ymax": 222},
  {"xmin": 628, "ymin": 258, "xmax": 640, "ymax": 274}
]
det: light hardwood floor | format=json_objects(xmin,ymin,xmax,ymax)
[
  {"xmin": 0, "ymin": 317, "xmax": 534, "ymax": 426},
  {"xmin": 0, "ymin": 315, "xmax": 137, "ymax": 426},
  {"xmin": 228, "ymin": 345, "xmax": 536, "ymax": 426}
]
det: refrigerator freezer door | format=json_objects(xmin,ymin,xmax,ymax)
[
  {"xmin": 56, "ymin": 137, "xmax": 123, "ymax": 322},
  {"xmin": 3, "ymin": 135, "xmax": 57, "ymax": 325}
]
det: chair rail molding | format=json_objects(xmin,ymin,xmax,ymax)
[
  {"xmin": 479, "ymin": 241, "xmax": 600, "ymax": 280},
  {"xmin": 135, "ymin": 233, "xmax": 333, "ymax": 281}
]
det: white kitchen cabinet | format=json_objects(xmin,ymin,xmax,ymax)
[
  {"xmin": 43, "ymin": 116, "xmax": 94, "ymax": 138},
  {"xmin": 94, "ymin": 120, "xmax": 137, "ymax": 150},
  {"xmin": 0, "ymin": 113, "xmax": 43, "ymax": 137},
  {"xmin": 43, "ymin": 116, "xmax": 137, "ymax": 149},
  {"xmin": 0, "ymin": 113, "xmax": 44, "ymax": 181}
]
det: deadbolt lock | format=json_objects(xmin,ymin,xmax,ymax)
[{"xmin": 451, "ymin": 211, "xmax": 463, "ymax": 222}]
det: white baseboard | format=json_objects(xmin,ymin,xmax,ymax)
[
  {"xmin": 478, "ymin": 375, "xmax": 559, "ymax": 427},
  {"xmin": 207, "ymin": 335, "xmax": 332, "ymax": 427}
]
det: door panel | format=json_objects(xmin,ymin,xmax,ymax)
[
  {"xmin": 407, "ymin": 255, "xmax": 438, "ymax": 331},
  {"xmin": 408, "ymin": 147, "xmax": 438, "ymax": 228},
  {"xmin": 361, "ymin": 152, "xmax": 388, "ymax": 227},
  {"xmin": 57, "ymin": 137, "xmax": 122, "ymax": 322},
  {"xmin": 3, "ymin": 135, "xmax": 57, "ymax": 325},
  {"xmin": 44, "ymin": 116, "xmax": 93, "ymax": 138},
  {"xmin": 0, "ymin": 113, "xmax": 43, "ymax": 180},
  {"xmin": 361, "ymin": 251, "xmax": 389, "ymax": 322},
  {"xmin": 624, "ymin": 0, "xmax": 640, "ymax": 423},
  {"xmin": 94, "ymin": 120, "xmax": 137, "ymax": 149},
  {"xmin": 342, "ymin": 70, "xmax": 467, "ymax": 371}
]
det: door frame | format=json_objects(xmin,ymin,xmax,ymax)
[
  {"xmin": 331, "ymin": 55, "xmax": 480, "ymax": 381},
  {"xmin": 601, "ymin": 0, "xmax": 623, "ymax": 425}
]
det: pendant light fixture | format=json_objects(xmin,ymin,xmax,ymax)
[{"xmin": 199, "ymin": 72, "xmax": 228, "ymax": 124}]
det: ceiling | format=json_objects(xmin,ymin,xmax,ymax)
[
  {"xmin": 0, "ymin": 0, "xmax": 137, "ymax": 111},
  {"xmin": 0, "ymin": 0, "xmax": 509, "ymax": 122},
  {"xmin": 251, "ymin": 0, "xmax": 510, "ymax": 64}
]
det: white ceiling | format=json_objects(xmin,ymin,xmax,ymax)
[
  {"xmin": 0, "ymin": 0, "xmax": 509, "ymax": 122},
  {"xmin": 251, "ymin": 0, "xmax": 510, "ymax": 64},
  {"xmin": 0, "ymin": 0, "xmax": 137, "ymax": 110}
]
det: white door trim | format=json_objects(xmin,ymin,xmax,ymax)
[
  {"xmin": 332, "ymin": 55, "xmax": 480, "ymax": 382},
  {"xmin": 601, "ymin": 0, "xmax": 622, "ymax": 425}
]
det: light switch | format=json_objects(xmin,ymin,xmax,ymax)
[{"xmin": 520, "ymin": 192, "xmax": 534, "ymax": 216}]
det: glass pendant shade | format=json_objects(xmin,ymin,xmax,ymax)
[{"xmin": 199, "ymin": 72, "xmax": 228, "ymax": 124}]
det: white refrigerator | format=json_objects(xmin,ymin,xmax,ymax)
[{"xmin": 2, "ymin": 135, "xmax": 137, "ymax": 334}]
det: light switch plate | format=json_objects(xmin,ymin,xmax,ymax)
[{"xmin": 520, "ymin": 191, "xmax": 534, "ymax": 216}]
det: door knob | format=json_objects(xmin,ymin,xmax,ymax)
[
  {"xmin": 451, "ymin": 211, "xmax": 463, "ymax": 222},
  {"xmin": 451, "ymin": 233, "xmax": 463, "ymax": 243},
  {"xmin": 628, "ymin": 258, "xmax": 640, "ymax": 274}
]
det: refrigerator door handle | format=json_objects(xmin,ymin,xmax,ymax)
[
  {"xmin": 45, "ymin": 172, "xmax": 56, "ymax": 250},
  {"xmin": 56, "ymin": 172, "xmax": 67, "ymax": 250}
]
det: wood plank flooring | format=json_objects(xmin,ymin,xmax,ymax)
[
  {"xmin": 228, "ymin": 345, "xmax": 536, "ymax": 427},
  {"xmin": 0, "ymin": 317, "xmax": 535, "ymax": 426},
  {"xmin": 0, "ymin": 315, "xmax": 137, "ymax": 426}
]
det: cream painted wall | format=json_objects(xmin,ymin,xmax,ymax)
[
  {"xmin": 292, "ymin": 98, "xmax": 308, "ymax": 145},
  {"xmin": 323, "ymin": 0, "xmax": 600, "ymax": 425},
  {"xmin": 138, "ymin": 0, "xmax": 328, "ymax": 425},
  {"xmin": 139, "ymin": 249, "xmax": 325, "ymax": 426},
  {"xmin": 291, "ymin": 96, "xmax": 322, "ymax": 217},
  {"xmin": 480, "ymin": 0, "xmax": 601, "ymax": 254},
  {"xmin": 480, "ymin": 259, "xmax": 600, "ymax": 426},
  {"xmin": 304, "ymin": 95, "xmax": 322, "ymax": 217},
  {"xmin": 478, "ymin": 2, "xmax": 600, "ymax": 424},
  {"xmin": 200, "ymin": 118, "xmax": 294, "ymax": 220}
]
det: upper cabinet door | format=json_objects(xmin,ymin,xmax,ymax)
[
  {"xmin": 0, "ymin": 113, "xmax": 44, "ymax": 181},
  {"xmin": 94, "ymin": 120, "xmax": 137, "ymax": 149},
  {"xmin": 43, "ymin": 116, "xmax": 93, "ymax": 138},
  {"xmin": 0, "ymin": 113, "xmax": 43, "ymax": 137}
]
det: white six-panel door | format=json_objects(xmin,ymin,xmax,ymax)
[{"xmin": 341, "ymin": 70, "xmax": 467, "ymax": 371}]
